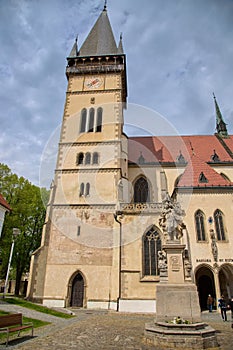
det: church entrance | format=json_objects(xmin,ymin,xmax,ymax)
[
  {"xmin": 219, "ymin": 264, "xmax": 233, "ymax": 299},
  {"xmin": 195, "ymin": 266, "xmax": 216, "ymax": 311},
  {"xmin": 71, "ymin": 273, "xmax": 84, "ymax": 307}
]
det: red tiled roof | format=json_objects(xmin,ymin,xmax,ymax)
[
  {"xmin": 177, "ymin": 153, "xmax": 233, "ymax": 188},
  {"xmin": 128, "ymin": 134, "xmax": 233, "ymax": 188},
  {"xmin": 129, "ymin": 135, "xmax": 233, "ymax": 164},
  {"xmin": 0, "ymin": 194, "xmax": 11, "ymax": 211}
]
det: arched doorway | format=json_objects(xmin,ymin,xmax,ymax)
[
  {"xmin": 71, "ymin": 273, "xmax": 84, "ymax": 307},
  {"xmin": 219, "ymin": 264, "xmax": 233, "ymax": 299},
  {"xmin": 195, "ymin": 265, "xmax": 216, "ymax": 311}
]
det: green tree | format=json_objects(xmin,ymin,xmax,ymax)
[{"xmin": 0, "ymin": 163, "xmax": 49, "ymax": 295}]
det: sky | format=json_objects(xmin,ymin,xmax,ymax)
[{"xmin": 0, "ymin": 0, "xmax": 233, "ymax": 187}]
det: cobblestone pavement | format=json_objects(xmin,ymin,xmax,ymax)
[{"xmin": 0, "ymin": 302, "xmax": 233, "ymax": 349}]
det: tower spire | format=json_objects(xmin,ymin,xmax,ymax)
[
  {"xmin": 117, "ymin": 32, "xmax": 124, "ymax": 54},
  {"xmin": 213, "ymin": 93, "xmax": 228, "ymax": 138}
]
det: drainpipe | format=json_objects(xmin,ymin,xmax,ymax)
[{"xmin": 114, "ymin": 211, "xmax": 123, "ymax": 312}]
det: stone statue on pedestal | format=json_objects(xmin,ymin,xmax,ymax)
[{"xmin": 159, "ymin": 193, "xmax": 186, "ymax": 241}]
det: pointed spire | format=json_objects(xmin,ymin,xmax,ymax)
[
  {"xmin": 117, "ymin": 32, "xmax": 124, "ymax": 54},
  {"xmin": 68, "ymin": 36, "xmax": 78, "ymax": 57},
  {"xmin": 78, "ymin": 7, "xmax": 117, "ymax": 56},
  {"xmin": 213, "ymin": 93, "xmax": 228, "ymax": 138}
]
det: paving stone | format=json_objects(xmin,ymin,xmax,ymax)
[{"xmin": 0, "ymin": 303, "xmax": 232, "ymax": 349}]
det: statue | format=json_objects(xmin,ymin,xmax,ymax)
[
  {"xmin": 210, "ymin": 229, "xmax": 218, "ymax": 262},
  {"xmin": 159, "ymin": 193, "xmax": 185, "ymax": 241}
]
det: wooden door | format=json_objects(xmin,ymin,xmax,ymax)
[{"xmin": 71, "ymin": 274, "xmax": 84, "ymax": 307}]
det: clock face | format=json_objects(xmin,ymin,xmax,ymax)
[{"xmin": 85, "ymin": 77, "xmax": 103, "ymax": 89}]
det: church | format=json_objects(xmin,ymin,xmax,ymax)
[{"xmin": 27, "ymin": 5, "xmax": 233, "ymax": 313}]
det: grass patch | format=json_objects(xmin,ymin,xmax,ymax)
[
  {"xmin": 0, "ymin": 310, "xmax": 50, "ymax": 343},
  {"xmin": 2, "ymin": 297, "xmax": 74, "ymax": 319}
]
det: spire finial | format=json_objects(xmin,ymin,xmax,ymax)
[
  {"xmin": 213, "ymin": 92, "xmax": 216, "ymax": 100},
  {"xmin": 104, "ymin": 0, "xmax": 107, "ymax": 11},
  {"xmin": 120, "ymin": 32, "xmax": 123, "ymax": 40}
]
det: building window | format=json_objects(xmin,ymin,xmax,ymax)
[
  {"xmin": 93, "ymin": 152, "xmax": 99, "ymax": 164},
  {"xmin": 80, "ymin": 108, "xmax": 87, "ymax": 133},
  {"xmin": 195, "ymin": 210, "xmax": 206, "ymax": 241},
  {"xmin": 85, "ymin": 153, "xmax": 91, "ymax": 165},
  {"xmin": 88, "ymin": 108, "xmax": 94, "ymax": 132},
  {"xmin": 96, "ymin": 107, "xmax": 103, "ymax": 132},
  {"xmin": 143, "ymin": 227, "xmax": 161, "ymax": 276},
  {"xmin": 80, "ymin": 183, "xmax": 84, "ymax": 196},
  {"xmin": 214, "ymin": 209, "xmax": 226, "ymax": 241},
  {"xmin": 85, "ymin": 183, "xmax": 90, "ymax": 196},
  {"xmin": 134, "ymin": 177, "xmax": 150, "ymax": 203},
  {"xmin": 77, "ymin": 153, "xmax": 84, "ymax": 165}
]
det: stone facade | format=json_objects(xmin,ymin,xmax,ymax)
[{"xmin": 27, "ymin": 6, "xmax": 233, "ymax": 313}]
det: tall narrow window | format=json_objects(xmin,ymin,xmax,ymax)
[
  {"xmin": 93, "ymin": 152, "xmax": 99, "ymax": 164},
  {"xmin": 80, "ymin": 183, "xmax": 84, "ymax": 196},
  {"xmin": 85, "ymin": 153, "xmax": 91, "ymax": 165},
  {"xmin": 195, "ymin": 210, "xmax": 206, "ymax": 241},
  {"xmin": 214, "ymin": 209, "xmax": 226, "ymax": 241},
  {"xmin": 96, "ymin": 107, "xmax": 103, "ymax": 132},
  {"xmin": 88, "ymin": 108, "xmax": 94, "ymax": 132},
  {"xmin": 80, "ymin": 108, "xmax": 87, "ymax": 133},
  {"xmin": 143, "ymin": 227, "xmax": 161, "ymax": 276},
  {"xmin": 77, "ymin": 153, "xmax": 84, "ymax": 165},
  {"xmin": 134, "ymin": 177, "xmax": 150, "ymax": 203},
  {"xmin": 85, "ymin": 183, "xmax": 90, "ymax": 196}
]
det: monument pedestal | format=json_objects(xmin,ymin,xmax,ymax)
[{"xmin": 144, "ymin": 240, "xmax": 219, "ymax": 349}]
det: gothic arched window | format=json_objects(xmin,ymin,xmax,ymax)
[
  {"xmin": 88, "ymin": 108, "xmax": 94, "ymax": 132},
  {"xmin": 214, "ymin": 209, "xmax": 226, "ymax": 241},
  {"xmin": 80, "ymin": 183, "xmax": 84, "ymax": 196},
  {"xmin": 80, "ymin": 108, "xmax": 87, "ymax": 133},
  {"xmin": 85, "ymin": 153, "xmax": 91, "ymax": 165},
  {"xmin": 143, "ymin": 227, "xmax": 161, "ymax": 276},
  {"xmin": 93, "ymin": 152, "xmax": 99, "ymax": 164},
  {"xmin": 134, "ymin": 177, "xmax": 150, "ymax": 203},
  {"xmin": 96, "ymin": 107, "xmax": 103, "ymax": 132},
  {"xmin": 77, "ymin": 153, "xmax": 84, "ymax": 165},
  {"xmin": 195, "ymin": 210, "xmax": 206, "ymax": 241},
  {"xmin": 85, "ymin": 183, "xmax": 90, "ymax": 196}
]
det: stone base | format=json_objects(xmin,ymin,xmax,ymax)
[
  {"xmin": 156, "ymin": 283, "xmax": 201, "ymax": 323},
  {"xmin": 144, "ymin": 322, "xmax": 219, "ymax": 349}
]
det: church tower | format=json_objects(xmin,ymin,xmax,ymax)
[{"xmin": 27, "ymin": 4, "xmax": 128, "ymax": 309}]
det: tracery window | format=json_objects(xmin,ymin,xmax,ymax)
[
  {"xmin": 143, "ymin": 227, "xmax": 161, "ymax": 276},
  {"xmin": 214, "ymin": 209, "xmax": 226, "ymax": 241},
  {"xmin": 195, "ymin": 210, "xmax": 206, "ymax": 241},
  {"xmin": 134, "ymin": 177, "xmax": 150, "ymax": 203}
]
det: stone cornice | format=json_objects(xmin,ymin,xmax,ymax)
[
  {"xmin": 52, "ymin": 204, "xmax": 116, "ymax": 210},
  {"xmin": 55, "ymin": 168, "xmax": 121, "ymax": 174},
  {"xmin": 59, "ymin": 140, "xmax": 121, "ymax": 147},
  {"xmin": 67, "ymin": 89, "xmax": 122, "ymax": 95}
]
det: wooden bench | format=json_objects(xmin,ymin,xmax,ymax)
[{"xmin": 0, "ymin": 313, "xmax": 34, "ymax": 346}]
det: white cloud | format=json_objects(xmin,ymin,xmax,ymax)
[{"xmin": 0, "ymin": 0, "xmax": 232, "ymax": 186}]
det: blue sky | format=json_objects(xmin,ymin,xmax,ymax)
[{"xmin": 0, "ymin": 0, "xmax": 233, "ymax": 186}]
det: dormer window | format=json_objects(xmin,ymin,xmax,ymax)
[
  {"xmin": 211, "ymin": 150, "xmax": 220, "ymax": 162},
  {"xmin": 138, "ymin": 152, "xmax": 145, "ymax": 164},
  {"xmin": 199, "ymin": 172, "xmax": 208, "ymax": 183},
  {"xmin": 176, "ymin": 150, "xmax": 186, "ymax": 164}
]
